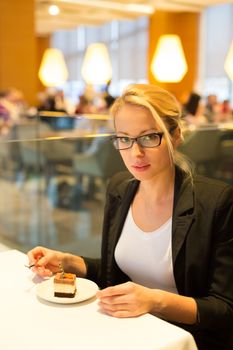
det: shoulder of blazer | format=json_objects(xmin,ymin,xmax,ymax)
[
  {"xmin": 193, "ymin": 174, "xmax": 233, "ymax": 197},
  {"xmin": 188, "ymin": 174, "xmax": 233, "ymax": 212},
  {"xmin": 193, "ymin": 175, "xmax": 233, "ymax": 221},
  {"xmin": 174, "ymin": 169, "xmax": 233, "ymax": 217}
]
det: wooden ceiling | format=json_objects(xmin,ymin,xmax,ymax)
[{"xmin": 35, "ymin": 0, "xmax": 233, "ymax": 35}]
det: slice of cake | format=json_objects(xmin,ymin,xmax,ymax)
[{"xmin": 54, "ymin": 272, "xmax": 76, "ymax": 298}]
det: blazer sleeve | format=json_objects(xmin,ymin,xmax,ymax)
[{"xmin": 194, "ymin": 183, "xmax": 233, "ymax": 330}]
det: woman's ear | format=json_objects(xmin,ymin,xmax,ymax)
[{"xmin": 172, "ymin": 127, "xmax": 182, "ymax": 148}]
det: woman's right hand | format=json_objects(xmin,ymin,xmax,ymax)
[{"xmin": 27, "ymin": 246, "xmax": 65, "ymax": 277}]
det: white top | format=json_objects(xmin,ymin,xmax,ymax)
[
  {"xmin": 0, "ymin": 250, "xmax": 197, "ymax": 350},
  {"xmin": 115, "ymin": 207, "xmax": 178, "ymax": 294}
]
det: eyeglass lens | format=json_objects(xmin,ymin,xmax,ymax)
[{"xmin": 112, "ymin": 133, "xmax": 163, "ymax": 150}]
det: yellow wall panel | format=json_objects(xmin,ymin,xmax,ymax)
[
  {"xmin": 148, "ymin": 11, "xmax": 200, "ymax": 101},
  {"xmin": 0, "ymin": 0, "xmax": 38, "ymax": 105}
]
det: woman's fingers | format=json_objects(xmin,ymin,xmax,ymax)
[
  {"xmin": 31, "ymin": 266, "xmax": 53, "ymax": 277},
  {"xmin": 27, "ymin": 246, "xmax": 46, "ymax": 265},
  {"xmin": 98, "ymin": 300, "xmax": 139, "ymax": 318},
  {"xmin": 97, "ymin": 281, "xmax": 133, "ymax": 298},
  {"xmin": 97, "ymin": 293, "xmax": 129, "ymax": 306},
  {"xmin": 36, "ymin": 253, "xmax": 54, "ymax": 268},
  {"xmin": 27, "ymin": 246, "xmax": 61, "ymax": 277},
  {"xmin": 97, "ymin": 282, "xmax": 154, "ymax": 318}
]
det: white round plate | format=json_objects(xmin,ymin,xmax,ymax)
[{"xmin": 36, "ymin": 277, "xmax": 99, "ymax": 304}]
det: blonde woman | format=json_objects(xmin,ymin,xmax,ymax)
[{"xmin": 28, "ymin": 84, "xmax": 233, "ymax": 350}]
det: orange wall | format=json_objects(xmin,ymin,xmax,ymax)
[
  {"xmin": 148, "ymin": 11, "xmax": 200, "ymax": 101},
  {"xmin": 0, "ymin": 0, "xmax": 40, "ymax": 105}
]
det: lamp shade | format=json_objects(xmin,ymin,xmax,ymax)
[
  {"xmin": 81, "ymin": 43, "xmax": 112, "ymax": 85},
  {"xmin": 224, "ymin": 40, "xmax": 233, "ymax": 81},
  {"xmin": 151, "ymin": 35, "xmax": 188, "ymax": 83},
  {"xmin": 38, "ymin": 48, "xmax": 68, "ymax": 87}
]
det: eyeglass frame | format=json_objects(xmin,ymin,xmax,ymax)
[{"xmin": 110, "ymin": 132, "xmax": 164, "ymax": 150}]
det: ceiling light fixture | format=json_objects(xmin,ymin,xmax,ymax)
[
  {"xmin": 224, "ymin": 39, "xmax": 233, "ymax": 81},
  {"xmin": 81, "ymin": 43, "xmax": 112, "ymax": 85},
  {"xmin": 151, "ymin": 34, "xmax": 188, "ymax": 83},
  {"xmin": 48, "ymin": 4, "xmax": 60, "ymax": 16},
  {"xmin": 38, "ymin": 48, "xmax": 68, "ymax": 87}
]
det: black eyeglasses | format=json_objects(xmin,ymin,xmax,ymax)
[{"xmin": 110, "ymin": 132, "xmax": 164, "ymax": 150}]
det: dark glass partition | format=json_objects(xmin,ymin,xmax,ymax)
[
  {"xmin": 0, "ymin": 115, "xmax": 125, "ymax": 255},
  {"xmin": 0, "ymin": 117, "xmax": 232, "ymax": 255}
]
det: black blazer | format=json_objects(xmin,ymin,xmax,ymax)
[{"xmin": 84, "ymin": 168, "xmax": 233, "ymax": 350}]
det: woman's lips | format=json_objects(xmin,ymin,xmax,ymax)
[{"xmin": 132, "ymin": 164, "xmax": 150, "ymax": 172}]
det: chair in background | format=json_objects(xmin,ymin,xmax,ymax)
[
  {"xmin": 179, "ymin": 126, "xmax": 233, "ymax": 184},
  {"xmin": 73, "ymin": 136, "xmax": 126, "ymax": 199},
  {"xmin": 14, "ymin": 121, "xmax": 77, "ymax": 184}
]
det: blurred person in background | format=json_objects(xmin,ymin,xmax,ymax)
[
  {"xmin": 182, "ymin": 92, "xmax": 207, "ymax": 126},
  {"xmin": 204, "ymin": 94, "xmax": 220, "ymax": 123},
  {"xmin": 213, "ymin": 99, "xmax": 233, "ymax": 123},
  {"xmin": 0, "ymin": 88, "xmax": 27, "ymax": 134},
  {"xmin": 74, "ymin": 94, "xmax": 97, "ymax": 115},
  {"xmin": 37, "ymin": 88, "xmax": 74, "ymax": 129},
  {"xmin": 37, "ymin": 89, "xmax": 69, "ymax": 114},
  {"xmin": 102, "ymin": 80, "xmax": 116, "ymax": 110},
  {"xmin": 0, "ymin": 90, "xmax": 11, "ymax": 135}
]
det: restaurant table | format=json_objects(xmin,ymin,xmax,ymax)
[{"xmin": 0, "ymin": 250, "xmax": 198, "ymax": 350}]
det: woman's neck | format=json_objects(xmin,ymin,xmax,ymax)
[
  {"xmin": 132, "ymin": 166, "xmax": 175, "ymax": 231},
  {"xmin": 137, "ymin": 166, "xmax": 175, "ymax": 204}
]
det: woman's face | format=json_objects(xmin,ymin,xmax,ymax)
[{"xmin": 114, "ymin": 104, "xmax": 176, "ymax": 182}]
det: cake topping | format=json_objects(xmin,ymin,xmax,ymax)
[{"xmin": 63, "ymin": 273, "xmax": 74, "ymax": 279}]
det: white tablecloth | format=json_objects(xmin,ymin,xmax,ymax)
[{"xmin": 0, "ymin": 250, "xmax": 198, "ymax": 350}]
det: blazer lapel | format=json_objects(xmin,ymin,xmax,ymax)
[
  {"xmin": 172, "ymin": 175, "xmax": 195, "ymax": 264},
  {"xmin": 111, "ymin": 179, "xmax": 139, "ymax": 250},
  {"xmin": 172, "ymin": 214, "xmax": 195, "ymax": 263}
]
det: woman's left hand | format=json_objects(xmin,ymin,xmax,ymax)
[{"xmin": 96, "ymin": 281, "xmax": 155, "ymax": 318}]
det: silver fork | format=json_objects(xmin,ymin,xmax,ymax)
[{"xmin": 24, "ymin": 264, "xmax": 35, "ymax": 269}]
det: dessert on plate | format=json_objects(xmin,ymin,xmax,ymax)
[{"xmin": 54, "ymin": 272, "xmax": 76, "ymax": 298}]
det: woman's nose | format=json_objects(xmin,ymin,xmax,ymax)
[{"xmin": 131, "ymin": 141, "xmax": 144, "ymax": 156}]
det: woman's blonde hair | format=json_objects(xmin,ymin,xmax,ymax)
[{"xmin": 110, "ymin": 84, "xmax": 193, "ymax": 178}]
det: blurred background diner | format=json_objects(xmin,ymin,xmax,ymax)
[{"xmin": 0, "ymin": 0, "xmax": 232, "ymax": 256}]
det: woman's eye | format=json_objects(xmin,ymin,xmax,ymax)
[
  {"xmin": 119, "ymin": 137, "xmax": 130, "ymax": 144},
  {"xmin": 142, "ymin": 134, "xmax": 155, "ymax": 141}
]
